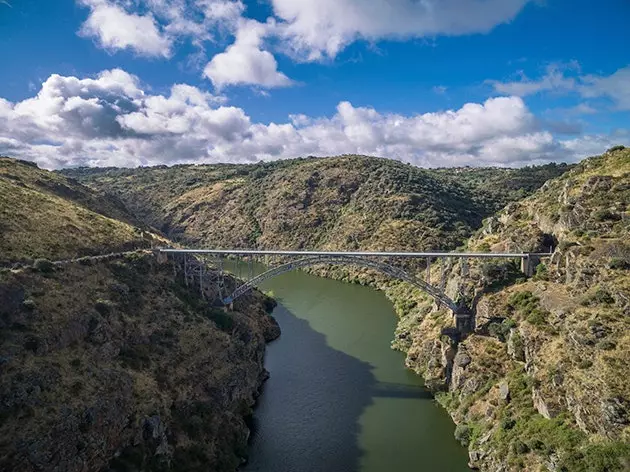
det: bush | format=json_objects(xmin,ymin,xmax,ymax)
[
  {"xmin": 508, "ymin": 291, "xmax": 551, "ymax": 328},
  {"xmin": 511, "ymin": 439, "xmax": 529, "ymax": 454},
  {"xmin": 501, "ymin": 417, "xmax": 516, "ymax": 431},
  {"xmin": 577, "ymin": 359, "xmax": 593, "ymax": 369},
  {"xmin": 22, "ymin": 299, "xmax": 36, "ymax": 310},
  {"xmin": 206, "ymin": 308, "xmax": 234, "ymax": 333},
  {"xmin": 94, "ymin": 299, "xmax": 115, "ymax": 315},
  {"xmin": 488, "ymin": 319, "xmax": 516, "ymax": 342},
  {"xmin": 33, "ymin": 259, "xmax": 54, "ymax": 273},
  {"xmin": 593, "ymin": 209, "xmax": 621, "ymax": 222},
  {"xmin": 609, "ymin": 258, "xmax": 630, "ymax": 270},
  {"xmin": 606, "ymin": 145, "xmax": 626, "ymax": 153},
  {"xmin": 533, "ymin": 263, "xmax": 549, "ymax": 281},
  {"xmin": 481, "ymin": 260, "xmax": 521, "ymax": 291},
  {"xmin": 559, "ymin": 441, "xmax": 630, "ymax": 472},
  {"xmin": 582, "ymin": 288, "xmax": 615, "ymax": 306},
  {"xmin": 597, "ymin": 340, "xmax": 616, "ymax": 351},
  {"xmin": 527, "ymin": 309, "xmax": 548, "ymax": 326},
  {"xmin": 454, "ymin": 424, "xmax": 472, "ymax": 446}
]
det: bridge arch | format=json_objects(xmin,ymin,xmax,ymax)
[{"xmin": 223, "ymin": 255, "xmax": 459, "ymax": 312}]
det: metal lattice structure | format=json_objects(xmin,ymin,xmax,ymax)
[
  {"xmin": 160, "ymin": 248, "xmax": 550, "ymax": 333},
  {"xmin": 224, "ymin": 254, "xmax": 459, "ymax": 311}
]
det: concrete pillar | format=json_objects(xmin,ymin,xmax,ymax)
[
  {"xmin": 454, "ymin": 306, "xmax": 474, "ymax": 335},
  {"xmin": 520, "ymin": 254, "xmax": 540, "ymax": 278}
]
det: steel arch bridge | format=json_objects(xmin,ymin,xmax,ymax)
[
  {"xmin": 158, "ymin": 248, "xmax": 550, "ymax": 334},
  {"xmin": 223, "ymin": 254, "xmax": 459, "ymax": 311}
]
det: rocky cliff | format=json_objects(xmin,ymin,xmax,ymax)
[
  {"xmin": 393, "ymin": 147, "xmax": 630, "ymax": 471},
  {"xmin": 0, "ymin": 158, "xmax": 280, "ymax": 471},
  {"xmin": 0, "ymin": 254, "xmax": 279, "ymax": 471}
]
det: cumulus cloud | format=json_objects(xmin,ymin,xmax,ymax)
[
  {"xmin": 75, "ymin": 0, "xmax": 535, "ymax": 78},
  {"xmin": 490, "ymin": 63, "xmax": 630, "ymax": 110},
  {"xmin": 79, "ymin": 0, "xmax": 173, "ymax": 57},
  {"xmin": 581, "ymin": 66, "xmax": 630, "ymax": 110},
  {"xmin": 77, "ymin": 0, "xmax": 247, "ymax": 57},
  {"xmin": 488, "ymin": 62, "xmax": 578, "ymax": 97},
  {"xmin": 203, "ymin": 19, "xmax": 293, "ymax": 89},
  {"xmin": 0, "ymin": 70, "xmax": 625, "ymax": 169},
  {"xmin": 271, "ymin": 0, "xmax": 531, "ymax": 60}
]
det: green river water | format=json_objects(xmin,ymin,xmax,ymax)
[{"xmin": 232, "ymin": 264, "xmax": 470, "ymax": 472}]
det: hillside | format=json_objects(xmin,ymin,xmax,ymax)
[
  {"xmin": 0, "ymin": 157, "xmax": 163, "ymax": 265},
  {"xmin": 0, "ymin": 158, "xmax": 280, "ymax": 471},
  {"xmin": 61, "ymin": 155, "xmax": 570, "ymax": 253},
  {"xmin": 62, "ymin": 150, "xmax": 630, "ymax": 471},
  {"xmin": 394, "ymin": 146, "xmax": 630, "ymax": 471}
]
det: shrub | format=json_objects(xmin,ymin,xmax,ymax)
[
  {"xmin": 577, "ymin": 360, "xmax": 593, "ymax": 369},
  {"xmin": 94, "ymin": 299, "xmax": 115, "ymax": 315},
  {"xmin": 511, "ymin": 439, "xmax": 529, "ymax": 454},
  {"xmin": 501, "ymin": 417, "xmax": 516, "ymax": 431},
  {"xmin": 508, "ymin": 292, "xmax": 551, "ymax": 328},
  {"xmin": 533, "ymin": 263, "xmax": 549, "ymax": 281},
  {"xmin": 582, "ymin": 288, "xmax": 615, "ymax": 306},
  {"xmin": 593, "ymin": 209, "xmax": 621, "ymax": 222},
  {"xmin": 206, "ymin": 308, "xmax": 234, "ymax": 333},
  {"xmin": 481, "ymin": 260, "xmax": 521, "ymax": 291},
  {"xmin": 488, "ymin": 319, "xmax": 516, "ymax": 342},
  {"xmin": 559, "ymin": 441, "xmax": 630, "ymax": 472},
  {"xmin": 454, "ymin": 424, "xmax": 472, "ymax": 446},
  {"xmin": 527, "ymin": 309, "xmax": 548, "ymax": 326},
  {"xmin": 21, "ymin": 299, "xmax": 36, "ymax": 310},
  {"xmin": 609, "ymin": 258, "xmax": 630, "ymax": 270},
  {"xmin": 33, "ymin": 259, "xmax": 54, "ymax": 273},
  {"xmin": 597, "ymin": 340, "xmax": 616, "ymax": 351},
  {"xmin": 118, "ymin": 345, "xmax": 151, "ymax": 370},
  {"xmin": 606, "ymin": 145, "xmax": 626, "ymax": 153}
]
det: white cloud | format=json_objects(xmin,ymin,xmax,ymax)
[
  {"xmin": 79, "ymin": 0, "xmax": 172, "ymax": 57},
  {"xmin": 490, "ymin": 63, "xmax": 630, "ymax": 110},
  {"xmin": 581, "ymin": 66, "xmax": 630, "ymax": 110},
  {"xmin": 0, "ymin": 70, "xmax": 626, "ymax": 170},
  {"xmin": 76, "ymin": 0, "xmax": 533, "ymax": 66},
  {"xmin": 203, "ymin": 19, "xmax": 293, "ymax": 89},
  {"xmin": 271, "ymin": 0, "xmax": 531, "ymax": 60},
  {"xmin": 488, "ymin": 62, "xmax": 578, "ymax": 97}
]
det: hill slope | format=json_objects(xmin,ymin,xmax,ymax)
[
  {"xmin": 396, "ymin": 147, "xmax": 630, "ymax": 471},
  {"xmin": 63, "ymin": 150, "xmax": 630, "ymax": 471},
  {"xmin": 0, "ymin": 157, "xmax": 161, "ymax": 265},
  {"xmin": 61, "ymin": 155, "xmax": 570, "ymax": 252},
  {"xmin": 0, "ymin": 158, "xmax": 279, "ymax": 471}
]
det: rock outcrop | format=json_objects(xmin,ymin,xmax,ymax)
[
  {"xmin": 0, "ymin": 253, "xmax": 279, "ymax": 472},
  {"xmin": 392, "ymin": 147, "xmax": 630, "ymax": 471}
]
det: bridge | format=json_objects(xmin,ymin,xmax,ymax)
[{"xmin": 158, "ymin": 248, "xmax": 550, "ymax": 334}]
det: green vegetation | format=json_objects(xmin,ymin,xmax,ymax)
[
  {"xmin": 61, "ymin": 155, "xmax": 570, "ymax": 257},
  {"xmin": 0, "ymin": 157, "xmax": 161, "ymax": 264}
]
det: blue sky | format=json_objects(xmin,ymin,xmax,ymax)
[{"xmin": 0, "ymin": 0, "xmax": 629, "ymax": 168}]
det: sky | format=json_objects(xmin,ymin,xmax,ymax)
[{"xmin": 0, "ymin": 0, "xmax": 629, "ymax": 169}]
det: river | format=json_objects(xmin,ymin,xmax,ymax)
[{"xmin": 233, "ymin": 264, "xmax": 470, "ymax": 472}]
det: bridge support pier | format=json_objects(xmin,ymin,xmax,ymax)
[
  {"xmin": 520, "ymin": 253, "xmax": 541, "ymax": 277},
  {"xmin": 454, "ymin": 306, "xmax": 474, "ymax": 335}
]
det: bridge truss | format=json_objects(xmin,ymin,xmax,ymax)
[{"xmin": 159, "ymin": 248, "xmax": 549, "ymax": 333}]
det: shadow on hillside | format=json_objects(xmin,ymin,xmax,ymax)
[{"xmin": 242, "ymin": 304, "xmax": 375, "ymax": 472}]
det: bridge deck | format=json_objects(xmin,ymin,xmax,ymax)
[{"xmin": 159, "ymin": 248, "xmax": 551, "ymax": 259}]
